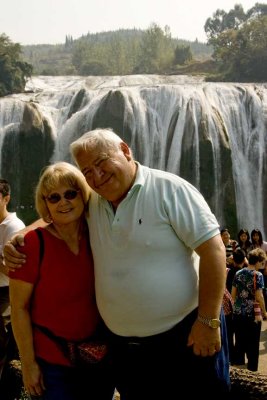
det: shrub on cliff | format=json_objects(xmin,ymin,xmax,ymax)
[{"xmin": 0, "ymin": 34, "xmax": 32, "ymax": 97}]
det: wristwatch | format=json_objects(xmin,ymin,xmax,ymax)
[{"xmin": 198, "ymin": 315, "xmax": 221, "ymax": 329}]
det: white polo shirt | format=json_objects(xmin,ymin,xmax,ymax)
[
  {"xmin": 87, "ymin": 163, "xmax": 219, "ymax": 337},
  {"xmin": 0, "ymin": 212, "xmax": 25, "ymax": 287},
  {"xmin": 0, "ymin": 212, "xmax": 25, "ymax": 316}
]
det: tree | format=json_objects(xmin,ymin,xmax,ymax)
[
  {"xmin": 227, "ymin": 15, "xmax": 267, "ymax": 81},
  {"xmin": 174, "ymin": 45, "xmax": 193, "ymax": 65},
  {"xmin": 0, "ymin": 34, "xmax": 32, "ymax": 96},
  {"xmin": 246, "ymin": 2, "xmax": 267, "ymax": 18},
  {"xmin": 136, "ymin": 23, "xmax": 174, "ymax": 73},
  {"xmin": 64, "ymin": 35, "xmax": 73, "ymax": 50},
  {"xmin": 204, "ymin": 4, "xmax": 246, "ymax": 44},
  {"xmin": 204, "ymin": 3, "xmax": 267, "ymax": 81}
]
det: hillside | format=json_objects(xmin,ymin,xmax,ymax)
[{"xmin": 21, "ymin": 28, "xmax": 213, "ymax": 76}]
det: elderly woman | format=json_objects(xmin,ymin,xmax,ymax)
[
  {"xmin": 9, "ymin": 162, "xmax": 114, "ymax": 400},
  {"xmin": 231, "ymin": 248, "xmax": 267, "ymax": 371}
]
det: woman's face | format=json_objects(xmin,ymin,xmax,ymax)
[
  {"xmin": 221, "ymin": 231, "xmax": 230, "ymax": 244},
  {"xmin": 240, "ymin": 233, "xmax": 248, "ymax": 243},
  {"xmin": 44, "ymin": 184, "xmax": 84, "ymax": 225},
  {"xmin": 252, "ymin": 233, "xmax": 260, "ymax": 242}
]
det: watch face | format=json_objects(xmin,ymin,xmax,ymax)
[{"xmin": 210, "ymin": 319, "xmax": 220, "ymax": 329}]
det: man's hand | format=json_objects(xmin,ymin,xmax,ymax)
[
  {"xmin": 3, "ymin": 218, "xmax": 46, "ymax": 271},
  {"xmin": 0, "ymin": 256, "xmax": 9, "ymax": 276},
  {"xmin": 3, "ymin": 234, "xmax": 26, "ymax": 271},
  {"xmin": 187, "ymin": 319, "xmax": 221, "ymax": 357}
]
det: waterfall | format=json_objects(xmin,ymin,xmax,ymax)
[{"xmin": 0, "ymin": 75, "xmax": 266, "ymax": 239}]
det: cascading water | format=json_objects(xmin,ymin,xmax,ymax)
[{"xmin": 0, "ymin": 75, "xmax": 266, "ymax": 239}]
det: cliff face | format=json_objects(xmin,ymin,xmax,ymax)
[
  {"xmin": 0, "ymin": 100, "xmax": 54, "ymax": 223},
  {"xmin": 0, "ymin": 76, "xmax": 266, "ymax": 237}
]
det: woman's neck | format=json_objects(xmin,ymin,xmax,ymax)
[{"xmin": 46, "ymin": 220, "xmax": 85, "ymax": 254}]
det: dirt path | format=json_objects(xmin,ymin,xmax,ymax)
[{"xmin": 234, "ymin": 319, "xmax": 267, "ymax": 375}]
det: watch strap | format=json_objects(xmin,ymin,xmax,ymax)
[{"xmin": 197, "ymin": 314, "xmax": 221, "ymax": 328}]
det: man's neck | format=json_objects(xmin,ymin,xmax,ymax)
[
  {"xmin": 0, "ymin": 210, "xmax": 9, "ymax": 224},
  {"xmin": 110, "ymin": 161, "xmax": 138, "ymax": 211}
]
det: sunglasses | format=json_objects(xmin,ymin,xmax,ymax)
[{"xmin": 45, "ymin": 189, "xmax": 80, "ymax": 204}]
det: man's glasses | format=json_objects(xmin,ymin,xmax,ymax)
[{"xmin": 45, "ymin": 190, "xmax": 80, "ymax": 204}]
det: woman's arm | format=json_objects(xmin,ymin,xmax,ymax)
[
  {"xmin": 9, "ymin": 278, "xmax": 46, "ymax": 396},
  {"xmin": 231, "ymin": 286, "xmax": 237, "ymax": 302},
  {"xmin": 255, "ymin": 289, "xmax": 267, "ymax": 319}
]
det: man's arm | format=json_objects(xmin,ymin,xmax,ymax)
[
  {"xmin": 196, "ymin": 234, "xmax": 226, "ymax": 319},
  {"xmin": 187, "ymin": 234, "xmax": 226, "ymax": 356},
  {"xmin": 3, "ymin": 218, "xmax": 47, "ymax": 270}
]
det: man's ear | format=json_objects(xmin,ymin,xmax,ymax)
[
  {"xmin": 4, "ymin": 194, "xmax": 10, "ymax": 206},
  {"xmin": 120, "ymin": 142, "xmax": 132, "ymax": 160}
]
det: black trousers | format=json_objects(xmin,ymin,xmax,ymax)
[
  {"xmin": 233, "ymin": 314, "xmax": 261, "ymax": 371},
  {"xmin": 108, "ymin": 308, "xmax": 231, "ymax": 400}
]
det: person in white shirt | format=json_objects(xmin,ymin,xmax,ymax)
[
  {"xmin": 69, "ymin": 128, "xmax": 230, "ymax": 400},
  {"xmin": 0, "ymin": 179, "xmax": 25, "ymax": 380}
]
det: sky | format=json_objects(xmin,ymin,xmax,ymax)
[{"xmin": 0, "ymin": 0, "xmax": 261, "ymax": 45}]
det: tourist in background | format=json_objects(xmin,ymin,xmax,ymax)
[
  {"xmin": 222, "ymin": 268, "xmax": 234, "ymax": 364},
  {"xmin": 231, "ymin": 248, "xmax": 267, "ymax": 371},
  {"xmin": 0, "ymin": 179, "xmax": 25, "ymax": 388},
  {"xmin": 236, "ymin": 228, "xmax": 253, "ymax": 257},
  {"xmin": 224, "ymin": 248, "xmax": 246, "ymax": 365},
  {"xmin": 251, "ymin": 229, "xmax": 267, "ymax": 253},
  {"xmin": 226, "ymin": 249, "xmax": 247, "ymax": 293},
  {"xmin": 251, "ymin": 228, "xmax": 267, "ymax": 307},
  {"xmin": 220, "ymin": 228, "xmax": 238, "ymax": 265}
]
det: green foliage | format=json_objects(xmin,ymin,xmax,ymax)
[
  {"xmin": 23, "ymin": 43, "xmax": 76, "ymax": 75},
  {"xmin": 80, "ymin": 61, "xmax": 108, "ymax": 75},
  {"xmin": 0, "ymin": 34, "xmax": 32, "ymax": 96},
  {"xmin": 205, "ymin": 3, "xmax": 267, "ymax": 82},
  {"xmin": 135, "ymin": 23, "xmax": 174, "ymax": 73},
  {"xmin": 65, "ymin": 35, "xmax": 74, "ymax": 49},
  {"xmin": 174, "ymin": 45, "xmax": 193, "ymax": 65},
  {"xmin": 72, "ymin": 29, "xmax": 143, "ymax": 75},
  {"xmin": 246, "ymin": 2, "xmax": 267, "ymax": 18},
  {"xmin": 204, "ymin": 4, "xmax": 246, "ymax": 43},
  {"xmin": 21, "ymin": 27, "xmax": 211, "ymax": 77}
]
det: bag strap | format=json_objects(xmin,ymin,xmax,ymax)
[
  {"xmin": 33, "ymin": 228, "xmax": 45, "ymax": 285},
  {"xmin": 253, "ymin": 271, "xmax": 257, "ymax": 298},
  {"xmin": 35, "ymin": 228, "xmax": 44, "ymax": 266},
  {"xmin": 33, "ymin": 229, "xmax": 66, "ymax": 343},
  {"xmin": 34, "ymin": 323, "xmax": 67, "ymax": 346}
]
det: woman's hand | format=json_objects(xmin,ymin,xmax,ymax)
[{"xmin": 22, "ymin": 360, "xmax": 46, "ymax": 397}]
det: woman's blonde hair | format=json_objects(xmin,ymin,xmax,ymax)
[{"xmin": 35, "ymin": 162, "xmax": 90, "ymax": 222}]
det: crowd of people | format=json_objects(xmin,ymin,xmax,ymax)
[
  {"xmin": 0, "ymin": 127, "xmax": 266, "ymax": 399},
  {"xmin": 221, "ymin": 228, "xmax": 267, "ymax": 371}
]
